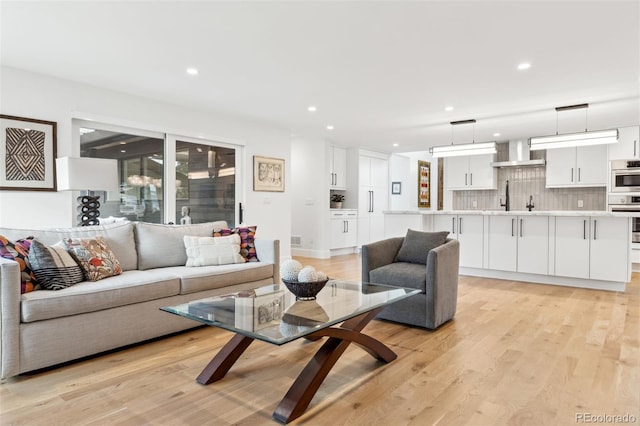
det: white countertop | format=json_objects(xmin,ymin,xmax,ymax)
[{"xmin": 383, "ymin": 210, "xmax": 637, "ymax": 217}]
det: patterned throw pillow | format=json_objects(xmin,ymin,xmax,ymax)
[
  {"xmin": 63, "ymin": 236, "xmax": 122, "ymax": 281},
  {"xmin": 0, "ymin": 235, "xmax": 38, "ymax": 293},
  {"xmin": 212, "ymin": 226, "xmax": 258, "ymax": 262},
  {"xmin": 28, "ymin": 239, "xmax": 85, "ymax": 290}
]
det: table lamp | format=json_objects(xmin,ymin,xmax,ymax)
[{"xmin": 56, "ymin": 156, "xmax": 119, "ymax": 226}]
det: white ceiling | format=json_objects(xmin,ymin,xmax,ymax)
[{"xmin": 1, "ymin": 1, "xmax": 639, "ymax": 153}]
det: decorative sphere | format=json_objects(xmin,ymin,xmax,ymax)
[
  {"xmin": 316, "ymin": 271, "xmax": 327, "ymax": 281},
  {"xmin": 298, "ymin": 266, "xmax": 318, "ymax": 282},
  {"xmin": 280, "ymin": 259, "xmax": 303, "ymax": 280}
]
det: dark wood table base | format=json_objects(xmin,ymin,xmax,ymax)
[{"xmin": 195, "ymin": 306, "xmax": 396, "ymax": 424}]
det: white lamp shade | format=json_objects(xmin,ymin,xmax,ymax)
[
  {"xmin": 430, "ymin": 141, "xmax": 497, "ymax": 158},
  {"xmin": 56, "ymin": 157, "xmax": 119, "ymax": 191},
  {"xmin": 529, "ymin": 129, "xmax": 618, "ymax": 150}
]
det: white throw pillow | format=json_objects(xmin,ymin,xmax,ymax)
[{"xmin": 184, "ymin": 234, "xmax": 245, "ymax": 267}]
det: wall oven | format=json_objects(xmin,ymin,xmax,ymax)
[
  {"xmin": 608, "ymin": 194, "xmax": 640, "ymax": 245},
  {"xmin": 611, "ymin": 159, "xmax": 640, "ymax": 192}
]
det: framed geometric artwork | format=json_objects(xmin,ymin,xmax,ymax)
[
  {"xmin": 417, "ymin": 160, "xmax": 431, "ymax": 208},
  {"xmin": 0, "ymin": 115, "xmax": 57, "ymax": 191},
  {"xmin": 253, "ymin": 155, "xmax": 284, "ymax": 192}
]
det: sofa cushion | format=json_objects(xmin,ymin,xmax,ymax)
[
  {"xmin": 0, "ymin": 222, "xmax": 138, "ymax": 271},
  {"xmin": 28, "ymin": 240, "xmax": 85, "ymax": 290},
  {"xmin": 395, "ymin": 229, "xmax": 449, "ymax": 265},
  {"xmin": 369, "ymin": 262, "xmax": 426, "ymax": 293},
  {"xmin": 0, "ymin": 235, "xmax": 38, "ymax": 293},
  {"xmin": 63, "ymin": 236, "xmax": 123, "ymax": 281},
  {"xmin": 20, "ymin": 270, "xmax": 181, "ymax": 323},
  {"xmin": 162, "ymin": 262, "xmax": 274, "ymax": 295},
  {"xmin": 213, "ymin": 226, "xmax": 259, "ymax": 262},
  {"xmin": 135, "ymin": 221, "xmax": 228, "ymax": 270},
  {"xmin": 184, "ymin": 234, "xmax": 245, "ymax": 267}
]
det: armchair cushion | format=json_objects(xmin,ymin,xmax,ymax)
[
  {"xmin": 369, "ymin": 262, "xmax": 426, "ymax": 293},
  {"xmin": 395, "ymin": 229, "xmax": 449, "ymax": 264}
]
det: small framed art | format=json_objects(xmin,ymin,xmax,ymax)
[
  {"xmin": 253, "ymin": 155, "xmax": 284, "ymax": 192},
  {"xmin": 391, "ymin": 181, "xmax": 402, "ymax": 195},
  {"xmin": 418, "ymin": 160, "xmax": 431, "ymax": 208}
]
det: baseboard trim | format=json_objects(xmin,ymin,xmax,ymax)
[{"xmin": 291, "ymin": 248, "xmax": 331, "ymax": 259}]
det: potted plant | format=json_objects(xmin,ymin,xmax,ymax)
[{"xmin": 330, "ymin": 194, "xmax": 345, "ymax": 209}]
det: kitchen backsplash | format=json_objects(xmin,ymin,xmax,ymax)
[{"xmin": 452, "ymin": 165, "xmax": 607, "ymax": 211}]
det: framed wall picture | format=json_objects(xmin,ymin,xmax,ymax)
[
  {"xmin": 391, "ymin": 181, "xmax": 402, "ymax": 195},
  {"xmin": 253, "ymin": 155, "xmax": 284, "ymax": 192},
  {"xmin": 418, "ymin": 160, "xmax": 431, "ymax": 208},
  {"xmin": 0, "ymin": 114, "xmax": 57, "ymax": 191}
]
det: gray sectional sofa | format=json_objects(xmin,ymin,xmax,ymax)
[{"xmin": 0, "ymin": 221, "xmax": 280, "ymax": 379}]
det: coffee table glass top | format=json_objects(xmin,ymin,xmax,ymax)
[{"xmin": 161, "ymin": 280, "xmax": 420, "ymax": 345}]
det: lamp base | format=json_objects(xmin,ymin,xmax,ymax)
[{"xmin": 77, "ymin": 195, "xmax": 101, "ymax": 226}]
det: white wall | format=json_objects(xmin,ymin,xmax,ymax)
[
  {"xmin": 389, "ymin": 151, "xmax": 439, "ymax": 210},
  {"xmin": 0, "ymin": 66, "xmax": 292, "ymax": 258},
  {"xmin": 290, "ymin": 137, "xmax": 329, "ymax": 258}
]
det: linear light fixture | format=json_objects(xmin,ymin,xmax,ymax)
[
  {"xmin": 529, "ymin": 103, "xmax": 619, "ymax": 150},
  {"xmin": 429, "ymin": 119, "xmax": 497, "ymax": 158}
]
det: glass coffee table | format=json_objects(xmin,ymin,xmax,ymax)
[{"xmin": 161, "ymin": 280, "xmax": 420, "ymax": 424}]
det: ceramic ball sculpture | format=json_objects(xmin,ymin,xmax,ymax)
[
  {"xmin": 298, "ymin": 266, "xmax": 318, "ymax": 282},
  {"xmin": 280, "ymin": 259, "xmax": 303, "ymax": 281},
  {"xmin": 316, "ymin": 271, "xmax": 327, "ymax": 281}
]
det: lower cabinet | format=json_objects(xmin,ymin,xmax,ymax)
[
  {"xmin": 487, "ymin": 215, "xmax": 549, "ymax": 274},
  {"xmin": 555, "ymin": 216, "xmax": 630, "ymax": 282},
  {"xmin": 433, "ymin": 214, "xmax": 484, "ymax": 268},
  {"xmin": 330, "ymin": 210, "xmax": 358, "ymax": 249}
]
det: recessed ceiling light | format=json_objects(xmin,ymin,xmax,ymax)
[
  {"xmin": 393, "ymin": 143, "xmax": 399, "ymax": 147},
  {"xmin": 326, "ymin": 125, "xmax": 334, "ymax": 130},
  {"xmin": 493, "ymin": 133, "xmax": 501, "ymax": 137},
  {"xmin": 120, "ymin": 141, "xmax": 126, "ymax": 145},
  {"xmin": 120, "ymin": 150, "xmax": 126, "ymax": 153},
  {"xmin": 186, "ymin": 67, "xmax": 199, "ymax": 75},
  {"xmin": 517, "ymin": 62, "xmax": 531, "ymax": 70},
  {"xmin": 445, "ymin": 106, "xmax": 454, "ymax": 112},
  {"xmin": 307, "ymin": 105, "xmax": 317, "ymax": 112}
]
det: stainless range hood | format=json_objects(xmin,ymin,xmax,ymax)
[{"xmin": 491, "ymin": 140, "xmax": 546, "ymax": 168}]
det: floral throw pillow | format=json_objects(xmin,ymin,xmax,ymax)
[
  {"xmin": 0, "ymin": 234, "xmax": 39, "ymax": 293},
  {"xmin": 63, "ymin": 236, "xmax": 122, "ymax": 281},
  {"xmin": 212, "ymin": 226, "xmax": 258, "ymax": 262}
]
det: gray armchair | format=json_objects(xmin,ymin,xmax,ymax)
[{"xmin": 362, "ymin": 235, "xmax": 460, "ymax": 329}]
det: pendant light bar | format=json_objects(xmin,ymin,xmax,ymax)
[
  {"xmin": 430, "ymin": 141, "xmax": 497, "ymax": 158},
  {"xmin": 529, "ymin": 129, "xmax": 618, "ymax": 150}
]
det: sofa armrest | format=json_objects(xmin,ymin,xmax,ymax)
[
  {"xmin": 255, "ymin": 239, "xmax": 280, "ymax": 283},
  {"xmin": 361, "ymin": 237, "xmax": 404, "ymax": 282},
  {"xmin": 0, "ymin": 256, "xmax": 22, "ymax": 379},
  {"xmin": 426, "ymin": 238, "xmax": 460, "ymax": 326}
]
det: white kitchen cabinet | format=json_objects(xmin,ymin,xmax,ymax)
[
  {"xmin": 608, "ymin": 126, "xmax": 640, "ymax": 161},
  {"xmin": 433, "ymin": 214, "xmax": 484, "ymax": 268},
  {"xmin": 555, "ymin": 216, "xmax": 629, "ymax": 282},
  {"xmin": 329, "ymin": 146, "xmax": 347, "ymax": 189},
  {"xmin": 445, "ymin": 154, "xmax": 496, "ymax": 190},
  {"xmin": 545, "ymin": 145, "xmax": 607, "ymax": 187},
  {"xmin": 329, "ymin": 210, "xmax": 357, "ymax": 249},
  {"xmin": 358, "ymin": 155, "xmax": 388, "ymax": 246},
  {"xmin": 487, "ymin": 215, "xmax": 549, "ymax": 274}
]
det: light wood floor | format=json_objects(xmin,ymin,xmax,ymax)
[{"xmin": 1, "ymin": 254, "xmax": 638, "ymax": 425}]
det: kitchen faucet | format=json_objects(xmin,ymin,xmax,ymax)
[
  {"xmin": 526, "ymin": 195, "xmax": 535, "ymax": 211},
  {"xmin": 499, "ymin": 179, "xmax": 510, "ymax": 211}
]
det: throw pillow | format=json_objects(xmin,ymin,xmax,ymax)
[
  {"xmin": 28, "ymin": 239, "xmax": 85, "ymax": 290},
  {"xmin": 184, "ymin": 234, "xmax": 246, "ymax": 267},
  {"xmin": 63, "ymin": 236, "xmax": 123, "ymax": 281},
  {"xmin": 395, "ymin": 229, "xmax": 449, "ymax": 265},
  {"xmin": 213, "ymin": 226, "xmax": 258, "ymax": 262},
  {"xmin": 0, "ymin": 234, "xmax": 38, "ymax": 293}
]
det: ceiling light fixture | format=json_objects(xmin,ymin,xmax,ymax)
[
  {"xmin": 445, "ymin": 106, "xmax": 454, "ymax": 112},
  {"xmin": 393, "ymin": 143, "xmax": 399, "ymax": 147},
  {"xmin": 186, "ymin": 67, "xmax": 199, "ymax": 75},
  {"xmin": 517, "ymin": 62, "xmax": 531, "ymax": 70},
  {"xmin": 493, "ymin": 133, "xmax": 501, "ymax": 137},
  {"xmin": 307, "ymin": 106, "xmax": 317, "ymax": 112},
  {"xmin": 429, "ymin": 119, "xmax": 497, "ymax": 158},
  {"xmin": 326, "ymin": 125, "xmax": 334, "ymax": 130},
  {"xmin": 529, "ymin": 103, "xmax": 619, "ymax": 150}
]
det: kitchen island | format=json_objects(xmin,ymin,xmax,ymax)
[{"xmin": 384, "ymin": 210, "xmax": 632, "ymax": 291}]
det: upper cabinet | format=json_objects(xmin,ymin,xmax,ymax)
[
  {"xmin": 445, "ymin": 154, "xmax": 497, "ymax": 190},
  {"xmin": 609, "ymin": 126, "xmax": 640, "ymax": 161},
  {"xmin": 329, "ymin": 146, "xmax": 347, "ymax": 189},
  {"xmin": 545, "ymin": 145, "xmax": 607, "ymax": 188}
]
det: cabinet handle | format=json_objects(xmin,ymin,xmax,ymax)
[
  {"xmin": 593, "ymin": 219, "xmax": 597, "ymax": 240},
  {"xmin": 465, "ymin": 173, "xmax": 468, "ymax": 186},
  {"xmin": 583, "ymin": 219, "xmax": 587, "ymax": 240},
  {"xmin": 452, "ymin": 217, "xmax": 456, "ymax": 234},
  {"xmin": 635, "ymin": 140, "xmax": 637, "ymax": 157},
  {"xmin": 578, "ymin": 168, "xmax": 581, "ymax": 182},
  {"xmin": 371, "ymin": 191, "xmax": 375, "ymax": 212},
  {"xmin": 512, "ymin": 218, "xmax": 515, "ymax": 237},
  {"xmin": 332, "ymin": 173, "xmax": 335, "ymax": 185},
  {"xmin": 520, "ymin": 218, "xmax": 523, "ymax": 237},
  {"xmin": 459, "ymin": 217, "xmax": 463, "ymax": 235},
  {"xmin": 346, "ymin": 220, "xmax": 349, "ymax": 233},
  {"xmin": 571, "ymin": 168, "xmax": 574, "ymax": 182},
  {"xmin": 470, "ymin": 173, "xmax": 473, "ymax": 186}
]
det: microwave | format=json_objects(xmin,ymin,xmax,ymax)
[{"xmin": 611, "ymin": 159, "xmax": 640, "ymax": 192}]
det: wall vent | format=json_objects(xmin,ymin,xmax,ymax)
[{"xmin": 291, "ymin": 235, "xmax": 302, "ymax": 247}]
